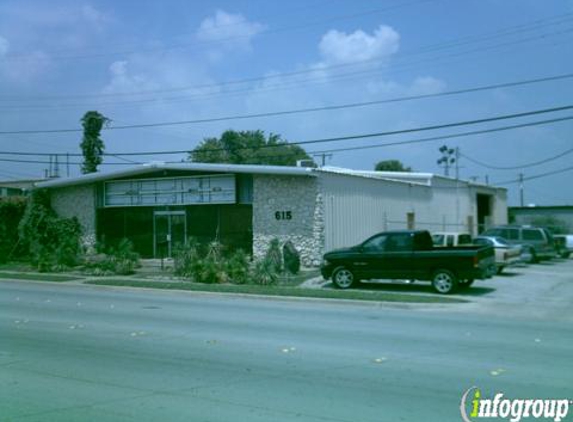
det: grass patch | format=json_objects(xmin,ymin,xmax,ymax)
[
  {"xmin": 0, "ymin": 262, "xmax": 35, "ymax": 272},
  {"xmin": 0, "ymin": 272, "xmax": 82, "ymax": 282},
  {"xmin": 86, "ymin": 279, "xmax": 466, "ymax": 304}
]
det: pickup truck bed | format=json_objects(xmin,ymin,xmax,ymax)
[{"xmin": 321, "ymin": 230, "xmax": 494, "ymax": 294}]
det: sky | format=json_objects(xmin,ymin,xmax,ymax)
[{"xmin": 0, "ymin": 0, "xmax": 572, "ymax": 206}]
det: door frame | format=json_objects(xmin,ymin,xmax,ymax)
[{"xmin": 153, "ymin": 210, "xmax": 187, "ymax": 258}]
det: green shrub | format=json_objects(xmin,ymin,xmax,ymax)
[
  {"xmin": 251, "ymin": 258, "xmax": 279, "ymax": 285},
  {"xmin": 83, "ymin": 238, "xmax": 139, "ymax": 276},
  {"xmin": 0, "ymin": 197, "xmax": 27, "ymax": 262},
  {"xmin": 174, "ymin": 240, "xmax": 252, "ymax": 284},
  {"xmin": 265, "ymin": 238, "xmax": 282, "ymax": 273},
  {"xmin": 282, "ymin": 241, "xmax": 300, "ymax": 274},
  {"xmin": 173, "ymin": 240, "xmax": 202, "ymax": 278},
  {"xmin": 18, "ymin": 189, "xmax": 82, "ymax": 271},
  {"xmin": 225, "ymin": 249, "xmax": 250, "ymax": 284}
]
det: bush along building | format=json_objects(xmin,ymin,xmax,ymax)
[{"xmin": 35, "ymin": 162, "xmax": 508, "ymax": 267}]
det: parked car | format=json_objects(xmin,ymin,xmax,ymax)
[
  {"xmin": 473, "ymin": 236, "xmax": 522, "ymax": 274},
  {"xmin": 431, "ymin": 232, "xmax": 473, "ymax": 247},
  {"xmin": 321, "ymin": 230, "xmax": 494, "ymax": 294},
  {"xmin": 553, "ymin": 234, "xmax": 573, "ymax": 258},
  {"xmin": 481, "ymin": 225, "xmax": 556, "ymax": 263}
]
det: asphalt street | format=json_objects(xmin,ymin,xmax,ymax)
[{"xmin": 1, "ymin": 260, "xmax": 572, "ymax": 421}]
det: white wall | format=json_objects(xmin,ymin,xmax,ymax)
[{"xmin": 320, "ymin": 173, "xmax": 507, "ymax": 252}]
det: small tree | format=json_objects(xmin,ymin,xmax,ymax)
[
  {"xmin": 80, "ymin": 111, "xmax": 110, "ymax": 174},
  {"xmin": 374, "ymin": 160, "xmax": 412, "ymax": 172},
  {"xmin": 190, "ymin": 130, "xmax": 309, "ymax": 166}
]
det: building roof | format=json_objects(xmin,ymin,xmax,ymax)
[
  {"xmin": 35, "ymin": 162, "xmax": 315, "ymax": 189},
  {"xmin": 317, "ymin": 166, "xmax": 504, "ymax": 190},
  {"xmin": 34, "ymin": 161, "xmax": 505, "ymax": 191}
]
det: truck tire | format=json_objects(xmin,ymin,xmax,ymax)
[
  {"xmin": 431, "ymin": 269, "xmax": 458, "ymax": 294},
  {"xmin": 459, "ymin": 279, "xmax": 474, "ymax": 289},
  {"xmin": 332, "ymin": 267, "xmax": 356, "ymax": 289}
]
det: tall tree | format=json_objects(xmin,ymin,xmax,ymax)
[
  {"xmin": 80, "ymin": 111, "xmax": 110, "ymax": 174},
  {"xmin": 190, "ymin": 130, "xmax": 310, "ymax": 166},
  {"xmin": 374, "ymin": 160, "xmax": 412, "ymax": 172}
]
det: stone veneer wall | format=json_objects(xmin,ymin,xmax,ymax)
[
  {"xmin": 50, "ymin": 184, "xmax": 97, "ymax": 251},
  {"xmin": 252, "ymin": 175, "xmax": 324, "ymax": 267}
]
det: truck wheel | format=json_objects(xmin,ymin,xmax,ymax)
[
  {"xmin": 332, "ymin": 267, "xmax": 356, "ymax": 289},
  {"xmin": 459, "ymin": 279, "xmax": 474, "ymax": 289},
  {"xmin": 432, "ymin": 269, "xmax": 458, "ymax": 294}
]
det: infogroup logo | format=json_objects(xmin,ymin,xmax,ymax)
[{"xmin": 460, "ymin": 387, "xmax": 571, "ymax": 422}]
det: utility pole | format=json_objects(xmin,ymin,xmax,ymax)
[
  {"xmin": 66, "ymin": 153, "xmax": 70, "ymax": 177},
  {"xmin": 519, "ymin": 173, "xmax": 524, "ymax": 206},
  {"xmin": 455, "ymin": 147, "xmax": 460, "ymax": 179},
  {"xmin": 313, "ymin": 153, "xmax": 332, "ymax": 167},
  {"xmin": 53, "ymin": 154, "xmax": 60, "ymax": 178},
  {"xmin": 437, "ymin": 145, "xmax": 456, "ymax": 177}
]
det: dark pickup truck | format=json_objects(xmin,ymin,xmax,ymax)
[{"xmin": 321, "ymin": 230, "xmax": 495, "ymax": 294}]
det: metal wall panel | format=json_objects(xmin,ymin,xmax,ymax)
[{"xmin": 320, "ymin": 173, "xmax": 506, "ymax": 252}]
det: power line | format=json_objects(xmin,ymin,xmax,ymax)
[
  {"xmin": 1, "ymin": 100, "xmax": 572, "ymax": 136},
  {"xmin": 2, "ymin": 69, "xmax": 572, "ymax": 115},
  {"xmin": 460, "ymin": 146, "xmax": 573, "ymax": 170},
  {"xmin": 495, "ymin": 164, "xmax": 573, "ymax": 186},
  {"xmin": 2, "ymin": 114, "xmax": 572, "ymax": 164},
  {"xmin": 2, "ymin": 0, "xmax": 435, "ymax": 63},
  {"xmin": 2, "ymin": 10, "xmax": 571, "ymax": 100},
  {"xmin": 301, "ymin": 115, "xmax": 573, "ymax": 155}
]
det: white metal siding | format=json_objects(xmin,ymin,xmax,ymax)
[{"xmin": 320, "ymin": 173, "xmax": 506, "ymax": 252}]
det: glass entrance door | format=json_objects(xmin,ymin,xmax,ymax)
[{"xmin": 153, "ymin": 211, "xmax": 186, "ymax": 258}]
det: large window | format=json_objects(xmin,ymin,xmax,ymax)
[{"xmin": 104, "ymin": 175, "xmax": 236, "ymax": 207}]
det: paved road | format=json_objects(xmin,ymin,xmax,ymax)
[{"xmin": 1, "ymin": 262, "xmax": 572, "ymax": 421}]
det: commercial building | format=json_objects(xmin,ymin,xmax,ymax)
[
  {"xmin": 509, "ymin": 205, "xmax": 573, "ymax": 233},
  {"xmin": 36, "ymin": 162, "xmax": 508, "ymax": 266}
]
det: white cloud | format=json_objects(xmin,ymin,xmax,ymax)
[
  {"xmin": 319, "ymin": 25, "xmax": 400, "ymax": 65},
  {"xmin": 196, "ymin": 10, "xmax": 265, "ymax": 50},
  {"xmin": 0, "ymin": 36, "xmax": 9, "ymax": 55},
  {"xmin": 102, "ymin": 60, "xmax": 152, "ymax": 94}
]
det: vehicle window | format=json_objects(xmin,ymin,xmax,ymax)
[
  {"xmin": 523, "ymin": 229, "xmax": 543, "ymax": 241},
  {"xmin": 431, "ymin": 234, "xmax": 444, "ymax": 246},
  {"xmin": 494, "ymin": 237, "xmax": 509, "ymax": 246},
  {"xmin": 507, "ymin": 229, "xmax": 519, "ymax": 240},
  {"xmin": 458, "ymin": 234, "xmax": 472, "ymax": 244},
  {"xmin": 473, "ymin": 238, "xmax": 488, "ymax": 246},
  {"xmin": 386, "ymin": 234, "xmax": 413, "ymax": 252},
  {"xmin": 446, "ymin": 235, "xmax": 454, "ymax": 247},
  {"xmin": 483, "ymin": 229, "xmax": 502, "ymax": 237},
  {"xmin": 362, "ymin": 235, "xmax": 387, "ymax": 252}
]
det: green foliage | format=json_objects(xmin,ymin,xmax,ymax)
[
  {"xmin": 283, "ymin": 241, "xmax": 300, "ymax": 275},
  {"xmin": 174, "ymin": 240, "xmax": 230, "ymax": 284},
  {"xmin": 0, "ymin": 197, "xmax": 27, "ymax": 262},
  {"xmin": 374, "ymin": 160, "xmax": 412, "ymax": 172},
  {"xmin": 18, "ymin": 189, "xmax": 82, "ymax": 272},
  {"xmin": 225, "ymin": 249, "xmax": 250, "ymax": 285},
  {"xmin": 80, "ymin": 111, "xmax": 111, "ymax": 174},
  {"xmin": 250, "ymin": 258, "xmax": 279, "ymax": 285},
  {"xmin": 173, "ymin": 239, "xmax": 202, "ymax": 278},
  {"xmin": 190, "ymin": 130, "xmax": 310, "ymax": 166},
  {"xmin": 265, "ymin": 238, "xmax": 282, "ymax": 273},
  {"xmin": 83, "ymin": 238, "xmax": 140, "ymax": 275}
]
